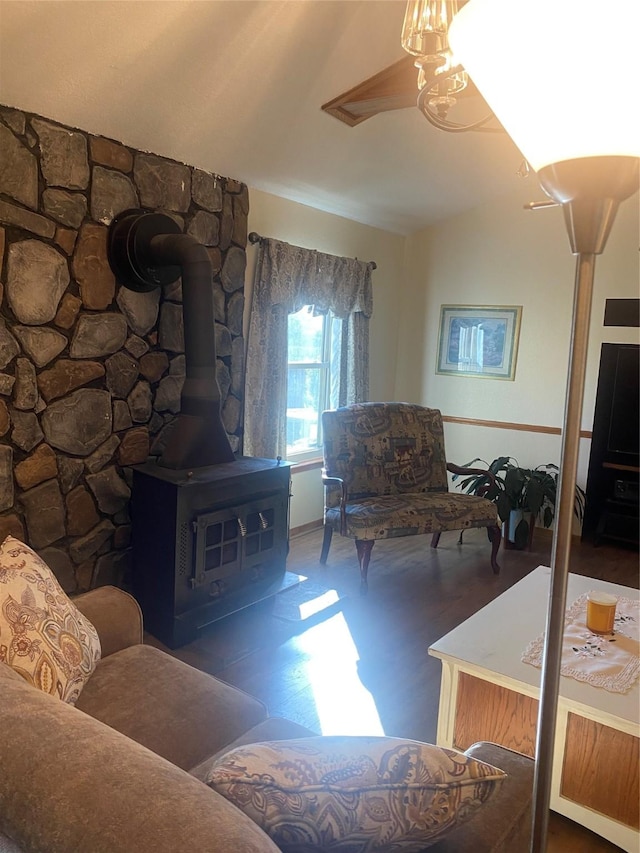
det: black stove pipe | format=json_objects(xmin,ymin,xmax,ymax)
[{"xmin": 108, "ymin": 210, "xmax": 235, "ymax": 469}]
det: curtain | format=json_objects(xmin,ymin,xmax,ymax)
[{"xmin": 244, "ymin": 238, "xmax": 373, "ymax": 459}]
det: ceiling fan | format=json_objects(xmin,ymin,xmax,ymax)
[
  {"xmin": 321, "ymin": 55, "xmax": 420, "ymax": 127},
  {"xmin": 321, "ymin": 0, "xmax": 486, "ymax": 129},
  {"xmin": 321, "ymin": 53, "xmax": 485, "ymax": 127}
]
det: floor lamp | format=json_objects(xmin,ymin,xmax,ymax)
[{"xmin": 445, "ymin": 2, "xmax": 640, "ymax": 850}]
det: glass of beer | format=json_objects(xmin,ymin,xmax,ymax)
[{"xmin": 586, "ymin": 591, "xmax": 617, "ymax": 634}]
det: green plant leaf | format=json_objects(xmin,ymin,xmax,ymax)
[
  {"xmin": 496, "ymin": 492, "xmax": 513, "ymax": 522},
  {"xmin": 543, "ymin": 505, "xmax": 553, "ymax": 528},
  {"xmin": 489, "ymin": 456, "xmax": 512, "ymax": 475},
  {"xmin": 527, "ymin": 478, "xmax": 545, "ymax": 514},
  {"xmin": 458, "ymin": 476, "xmax": 476, "ymax": 490},
  {"xmin": 504, "ymin": 468, "xmax": 526, "ymax": 504},
  {"xmin": 485, "ymin": 481, "xmax": 503, "ymax": 501}
]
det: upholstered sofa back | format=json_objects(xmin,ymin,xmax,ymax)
[
  {"xmin": 0, "ymin": 660, "xmax": 281, "ymax": 853},
  {"xmin": 322, "ymin": 403, "xmax": 449, "ymax": 507}
]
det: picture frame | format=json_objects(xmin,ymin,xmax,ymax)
[{"xmin": 436, "ymin": 304, "xmax": 522, "ymax": 380}]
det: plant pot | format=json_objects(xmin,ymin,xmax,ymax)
[{"xmin": 504, "ymin": 509, "xmax": 535, "ymax": 550}]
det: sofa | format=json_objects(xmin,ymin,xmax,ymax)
[{"xmin": 0, "ymin": 584, "xmax": 535, "ymax": 852}]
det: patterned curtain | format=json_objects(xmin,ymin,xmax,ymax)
[{"xmin": 244, "ymin": 238, "xmax": 373, "ymax": 459}]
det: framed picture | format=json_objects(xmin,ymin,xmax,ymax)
[{"xmin": 436, "ymin": 304, "xmax": 522, "ymax": 380}]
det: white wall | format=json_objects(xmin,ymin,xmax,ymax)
[
  {"xmin": 396, "ymin": 179, "xmax": 640, "ymax": 487},
  {"xmin": 245, "ymin": 188, "xmax": 406, "ymax": 529}
]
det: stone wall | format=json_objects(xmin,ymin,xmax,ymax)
[{"xmin": 0, "ymin": 105, "xmax": 247, "ymax": 592}]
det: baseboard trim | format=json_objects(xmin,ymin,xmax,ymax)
[
  {"xmin": 290, "ymin": 519, "xmax": 323, "ymax": 539},
  {"xmin": 521, "ymin": 526, "xmax": 582, "ymax": 546}
]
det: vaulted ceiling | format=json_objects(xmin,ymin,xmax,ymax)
[{"xmin": 0, "ymin": 0, "xmax": 526, "ymax": 235}]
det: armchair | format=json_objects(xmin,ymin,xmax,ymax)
[{"xmin": 320, "ymin": 403, "xmax": 501, "ymax": 589}]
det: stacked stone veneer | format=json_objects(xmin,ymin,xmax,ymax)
[{"xmin": 0, "ymin": 105, "xmax": 248, "ymax": 593}]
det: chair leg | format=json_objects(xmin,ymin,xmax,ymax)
[
  {"xmin": 488, "ymin": 524, "xmax": 502, "ymax": 575},
  {"xmin": 431, "ymin": 531, "xmax": 441, "ymax": 549},
  {"xmin": 355, "ymin": 540, "xmax": 374, "ymax": 594},
  {"xmin": 319, "ymin": 525, "xmax": 333, "ymax": 564}
]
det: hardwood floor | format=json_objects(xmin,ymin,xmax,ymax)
[{"xmin": 155, "ymin": 526, "xmax": 639, "ymax": 852}]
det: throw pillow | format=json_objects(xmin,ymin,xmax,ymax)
[
  {"xmin": 0, "ymin": 536, "xmax": 101, "ymax": 704},
  {"xmin": 207, "ymin": 736, "xmax": 507, "ymax": 852}
]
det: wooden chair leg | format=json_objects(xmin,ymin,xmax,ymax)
[
  {"xmin": 431, "ymin": 531, "xmax": 441, "ymax": 549},
  {"xmin": 488, "ymin": 524, "xmax": 502, "ymax": 575},
  {"xmin": 355, "ymin": 540, "xmax": 374, "ymax": 594},
  {"xmin": 319, "ymin": 525, "xmax": 333, "ymax": 564}
]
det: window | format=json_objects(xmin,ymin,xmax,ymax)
[{"xmin": 286, "ymin": 306, "xmax": 341, "ymax": 458}]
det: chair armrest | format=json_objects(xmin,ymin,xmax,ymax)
[
  {"xmin": 446, "ymin": 463, "xmax": 498, "ymax": 498},
  {"xmin": 322, "ymin": 471, "xmax": 349, "ymax": 536},
  {"xmin": 72, "ymin": 586, "xmax": 143, "ymax": 657},
  {"xmin": 321, "ymin": 471, "xmax": 344, "ymax": 488}
]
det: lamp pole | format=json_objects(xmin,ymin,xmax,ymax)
[
  {"xmin": 529, "ymin": 249, "xmax": 595, "ymax": 848},
  {"xmin": 529, "ymin": 157, "xmax": 639, "ymax": 851}
]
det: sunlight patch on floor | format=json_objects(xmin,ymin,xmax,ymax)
[
  {"xmin": 296, "ymin": 611, "xmax": 384, "ymax": 736},
  {"xmin": 298, "ymin": 589, "xmax": 340, "ymax": 620}
]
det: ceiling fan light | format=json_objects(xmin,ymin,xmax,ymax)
[
  {"xmin": 417, "ymin": 52, "xmax": 468, "ymax": 96},
  {"xmin": 402, "ymin": 0, "xmax": 462, "ymax": 62},
  {"xmin": 448, "ymin": 0, "xmax": 640, "ymax": 171}
]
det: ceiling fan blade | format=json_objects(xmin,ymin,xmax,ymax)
[{"xmin": 321, "ymin": 56, "xmax": 418, "ymax": 126}]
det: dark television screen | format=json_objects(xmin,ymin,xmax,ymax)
[{"xmin": 608, "ymin": 346, "xmax": 639, "ymax": 456}]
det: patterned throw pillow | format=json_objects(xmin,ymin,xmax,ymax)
[
  {"xmin": 0, "ymin": 536, "xmax": 101, "ymax": 704},
  {"xmin": 207, "ymin": 736, "xmax": 507, "ymax": 852}
]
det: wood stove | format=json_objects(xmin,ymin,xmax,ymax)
[
  {"xmin": 131, "ymin": 457, "xmax": 291, "ymax": 648},
  {"xmin": 107, "ymin": 211, "xmax": 292, "ymax": 648}
]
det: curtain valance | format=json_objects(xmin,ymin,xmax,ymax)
[{"xmin": 253, "ymin": 238, "xmax": 373, "ymax": 319}]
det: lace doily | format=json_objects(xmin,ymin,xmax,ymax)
[{"xmin": 522, "ymin": 592, "xmax": 640, "ymax": 694}]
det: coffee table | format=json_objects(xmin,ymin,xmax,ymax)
[{"xmin": 428, "ymin": 566, "xmax": 639, "ymax": 852}]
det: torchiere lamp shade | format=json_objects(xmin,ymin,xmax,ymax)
[{"xmin": 448, "ymin": 0, "xmax": 640, "ymax": 172}]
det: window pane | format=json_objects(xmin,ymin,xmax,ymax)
[
  {"xmin": 287, "ymin": 366, "xmax": 321, "ymax": 452},
  {"xmin": 286, "ymin": 306, "xmax": 342, "ymax": 456},
  {"xmin": 288, "ymin": 307, "xmax": 325, "ymax": 364}
]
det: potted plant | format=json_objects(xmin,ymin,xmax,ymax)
[{"xmin": 453, "ymin": 456, "xmax": 586, "ymax": 550}]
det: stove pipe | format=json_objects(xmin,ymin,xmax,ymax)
[{"xmin": 108, "ymin": 209, "xmax": 235, "ymax": 469}]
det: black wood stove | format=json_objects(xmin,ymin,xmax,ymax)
[
  {"xmin": 108, "ymin": 211, "xmax": 291, "ymax": 648},
  {"xmin": 131, "ymin": 457, "xmax": 291, "ymax": 648}
]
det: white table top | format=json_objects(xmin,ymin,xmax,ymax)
[{"xmin": 429, "ymin": 566, "xmax": 639, "ymax": 725}]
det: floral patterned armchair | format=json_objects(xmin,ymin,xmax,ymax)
[{"xmin": 320, "ymin": 403, "xmax": 501, "ymax": 589}]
